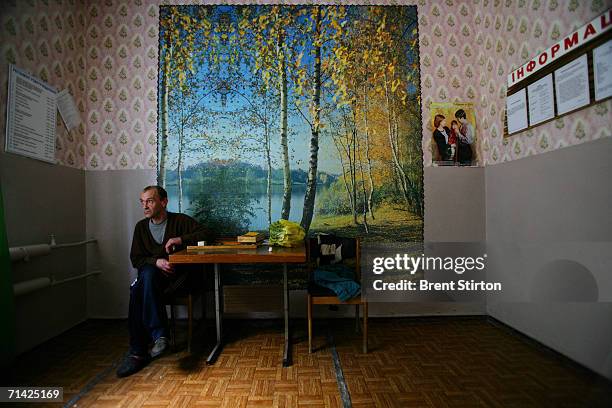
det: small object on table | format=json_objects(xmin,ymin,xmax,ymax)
[
  {"xmin": 187, "ymin": 243, "xmax": 258, "ymax": 250},
  {"xmin": 237, "ymin": 231, "xmax": 266, "ymax": 243}
]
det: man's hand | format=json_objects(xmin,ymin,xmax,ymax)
[
  {"xmin": 155, "ymin": 258, "xmax": 175, "ymax": 275},
  {"xmin": 165, "ymin": 237, "xmax": 182, "ymax": 254}
]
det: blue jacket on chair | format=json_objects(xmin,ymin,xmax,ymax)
[{"xmin": 313, "ymin": 264, "xmax": 361, "ymax": 302}]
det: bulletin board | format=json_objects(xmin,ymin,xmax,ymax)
[{"xmin": 504, "ymin": 9, "xmax": 612, "ymax": 137}]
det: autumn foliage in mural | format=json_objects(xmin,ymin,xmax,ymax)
[{"xmin": 158, "ymin": 5, "xmax": 423, "ymax": 242}]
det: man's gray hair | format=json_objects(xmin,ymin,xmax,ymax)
[{"xmin": 143, "ymin": 185, "xmax": 168, "ymax": 200}]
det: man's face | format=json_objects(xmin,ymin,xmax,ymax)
[{"xmin": 140, "ymin": 189, "xmax": 167, "ymax": 219}]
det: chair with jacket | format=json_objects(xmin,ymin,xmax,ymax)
[{"xmin": 306, "ymin": 234, "xmax": 367, "ymax": 353}]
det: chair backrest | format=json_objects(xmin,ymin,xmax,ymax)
[{"xmin": 307, "ymin": 235, "xmax": 361, "ymax": 279}]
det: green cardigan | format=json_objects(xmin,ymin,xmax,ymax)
[{"xmin": 130, "ymin": 212, "xmax": 213, "ymax": 270}]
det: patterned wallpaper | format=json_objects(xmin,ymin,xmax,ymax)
[
  {"xmin": 84, "ymin": 0, "xmax": 159, "ymax": 170},
  {"xmin": 0, "ymin": 0, "xmax": 610, "ymax": 171},
  {"xmin": 0, "ymin": 0, "xmax": 87, "ymax": 169}
]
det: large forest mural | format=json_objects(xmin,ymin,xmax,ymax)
[{"xmin": 158, "ymin": 5, "xmax": 423, "ymax": 243}]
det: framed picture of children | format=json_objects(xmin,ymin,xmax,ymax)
[{"xmin": 429, "ymin": 102, "xmax": 477, "ymax": 166}]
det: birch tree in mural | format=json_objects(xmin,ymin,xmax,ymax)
[
  {"xmin": 292, "ymin": 5, "xmax": 347, "ymax": 232},
  {"xmin": 244, "ymin": 6, "xmax": 298, "ymax": 220},
  {"xmin": 159, "ymin": 7, "xmax": 211, "ymax": 189},
  {"xmin": 167, "ymin": 71, "xmax": 211, "ymax": 212}
]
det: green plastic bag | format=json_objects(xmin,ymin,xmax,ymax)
[{"xmin": 269, "ymin": 219, "xmax": 305, "ymax": 247}]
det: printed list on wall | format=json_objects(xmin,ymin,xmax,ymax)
[{"xmin": 4, "ymin": 65, "xmax": 56, "ymax": 163}]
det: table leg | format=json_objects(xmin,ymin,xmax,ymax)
[
  {"xmin": 201, "ymin": 265, "xmax": 207, "ymax": 324},
  {"xmin": 282, "ymin": 263, "xmax": 292, "ymax": 367},
  {"xmin": 206, "ymin": 263, "xmax": 223, "ymax": 365}
]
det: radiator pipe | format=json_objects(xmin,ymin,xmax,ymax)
[
  {"xmin": 9, "ymin": 238, "xmax": 97, "ymax": 262},
  {"xmin": 13, "ymin": 271, "xmax": 102, "ymax": 297},
  {"xmin": 9, "ymin": 244, "xmax": 51, "ymax": 262},
  {"xmin": 13, "ymin": 277, "xmax": 51, "ymax": 297},
  {"xmin": 51, "ymin": 238, "xmax": 98, "ymax": 249}
]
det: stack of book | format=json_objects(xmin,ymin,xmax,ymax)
[{"xmin": 237, "ymin": 231, "xmax": 266, "ymax": 244}]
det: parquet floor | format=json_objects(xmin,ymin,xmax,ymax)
[
  {"xmin": 333, "ymin": 318, "xmax": 612, "ymax": 408},
  {"xmin": 5, "ymin": 317, "xmax": 612, "ymax": 407}
]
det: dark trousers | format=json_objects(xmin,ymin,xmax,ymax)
[
  {"xmin": 458, "ymin": 142, "xmax": 473, "ymax": 165},
  {"xmin": 128, "ymin": 264, "xmax": 173, "ymax": 356}
]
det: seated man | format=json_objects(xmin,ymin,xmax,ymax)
[{"xmin": 116, "ymin": 185, "xmax": 212, "ymax": 378}]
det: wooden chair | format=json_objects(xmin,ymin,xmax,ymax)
[
  {"xmin": 306, "ymin": 236, "xmax": 368, "ymax": 353},
  {"xmin": 163, "ymin": 270, "xmax": 204, "ymax": 353}
]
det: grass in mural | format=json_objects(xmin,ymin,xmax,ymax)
[{"xmin": 311, "ymin": 204, "xmax": 422, "ymax": 242}]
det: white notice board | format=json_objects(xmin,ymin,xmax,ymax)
[
  {"xmin": 554, "ymin": 54, "xmax": 590, "ymax": 116},
  {"xmin": 527, "ymin": 74, "xmax": 555, "ymax": 126},
  {"xmin": 506, "ymin": 88, "xmax": 528, "ymax": 134},
  {"xmin": 5, "ymin": 64, "xmax": 57, "ymax": 163},
  {"xmin": 593, "ymin": 39, "xmax": 612, "ymax": 101}
]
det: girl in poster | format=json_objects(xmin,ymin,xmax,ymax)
[{"xmin": 432, "ymin": 114, "xmax": 452, "ymax": 162}]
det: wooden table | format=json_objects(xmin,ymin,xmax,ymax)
[{"xmin": 169, "ymin": 243, "xmax": 306, "ymax": 367}]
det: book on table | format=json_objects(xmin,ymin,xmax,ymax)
[{"xmin": 237, "ymin": 231, "xmax": 266, "ymax": 243}]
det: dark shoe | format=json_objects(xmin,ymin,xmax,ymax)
[
  {"xmin": 116, "ymin": 354, "xmax": 149, "ymax": 378},
  {"xmin": 150, "ymin": 336, "xmax": 170, "ymax": 358}
]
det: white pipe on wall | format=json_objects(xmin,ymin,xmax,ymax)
[
  {"xmin": 10, "ymin": 237, "xmax": 101, "ymax": 296},
  {"xmin": 51, "ymin": 239, "xmax": 97, "ymax": 249},
  {"xmin": 9, "ymin": 238, "xmax": 97, "ymax": 262},
  {"xmin": 52, "ymin": 271, "xmax": 101, "ymax": 286},
  {"xmin": 13, "ymin": 271, "xmax": 102, "ymax": 297},
  {"xmin": 13, "ymin": 277, "xmax": 52, "ymax": 296},
  {"xmin": 9, "ymin": 244, "xmax": 51, "ymax": 262}
]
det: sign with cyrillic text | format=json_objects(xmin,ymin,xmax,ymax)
[{"xmin": 508, "ymin": 9, "xmax": 611, "ymax": 88}]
